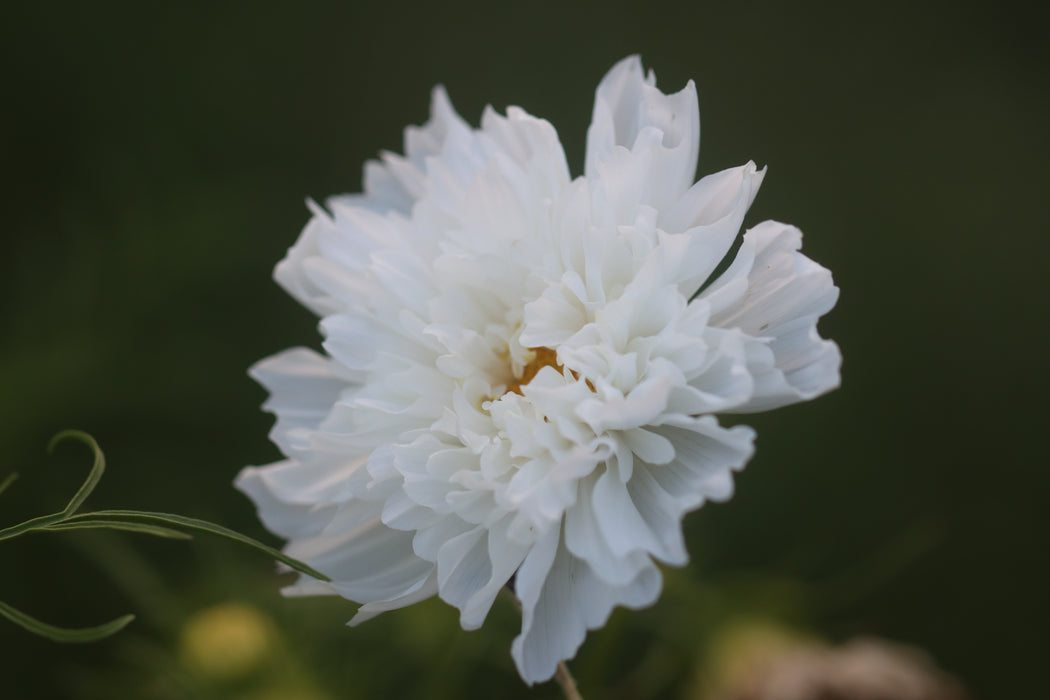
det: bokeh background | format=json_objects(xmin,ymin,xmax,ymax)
[{"xmin": 2, "ymin": 1, "xmax": 1047, "ymax": 698}]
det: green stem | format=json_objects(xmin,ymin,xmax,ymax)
[{"xmin": 555, "ymin": 660, "xmax": 584, "ymax": 700}]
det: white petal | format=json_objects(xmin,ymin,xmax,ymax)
[
  {"xmin": 661, "ymin": 161, "xmax": 765, "ymax": 233},
  {"xmin": 706, "ymin": 221, "xmax": 841, "ymax": 411},
  {"xmin": 479, "ymin": 105, "xmax": 571, "ymax": 195},
  {"xmin": 591, "ymin": 468, "xmax": 663, "ymax": 558},
  {"xmin": 576, "ymin": 374, "xmax": 676, "ymax": 432},
  {"xmin": 412, "ymin": 514, "xmax": 475, "ymax": 561},
  {"xmin": 436, "ymin": 517, "xmax": 530, "ymax": 630},
  {"xmin": 436, "ymin": 526, "xmax": 490, "ymax": 618},
  {"xmin": 651, "ymin": 416, "xmax": 756, "ymax": 504},
  {"xmin": 236, "ymin": 461, "xmax": 342, "ymax": 539},
  {"xmin": 361, "ymin": 86, "xmax": 472, "ymax": 214},
  {"xmin": 381, "ymin": 485, "xmax": 443, "ymax": 531},
  {"xmin": 621, "ymin": 427, "xmax": 675, "ymax": 465},
  {"xmin": 272, "ymin": 203, "xmax": 344, "ymax": 317},
  {"xmin": 624, "ymin": 467, "xmax": 688, "ymax": 564},
  {"xmin": 669, "ymin": 162, "xmax": 766, "ymax": 296},
  {"xmin": 406, "ymin": 87, "xmax": 471, "ymax": 164},
  {"xmin": 350, "ymin": 569, "xmax": 440, "ymax": 625},
  {"xmin": 585, "ymin": 56, "xmax": 700, "ymax": 211},
  {"xmin": 360, "ymin": 158, "xmax": 416, "ymax": 214},
  {"xmin": 279, "ymin": 514, "xmax": 436, "ymax": 610},
  {"xmin": 564, "ymin": 472, "xmax": 653, "ymax": 586},
  {"xmin": 675, "ymin": 328, "xmax": 754, "ymax": 413},
  {"xmin": 511, "ymin": 526, "xmax": 662, "ymax": 684},
  {"xmin": 249, "ymin": 348, "xmax": 353, "ymax": 459}
]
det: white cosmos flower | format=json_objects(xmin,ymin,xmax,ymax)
[{"xmin": 236, "ymin": 55, "xmax": 840, "ymax": 684}]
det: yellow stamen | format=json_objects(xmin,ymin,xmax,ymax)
[{"xmin": 505, "ymin": 347, "xmax": 563, "ymax": 396}]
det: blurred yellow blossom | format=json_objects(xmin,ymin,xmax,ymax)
[{"xmin": 179, "ymin": 602, "xmax": 277, "ymax": 681}]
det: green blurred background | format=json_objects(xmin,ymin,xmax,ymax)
[{"xmin": 2, "ymin": 1, "xmax": 1046, "ymax": 698}]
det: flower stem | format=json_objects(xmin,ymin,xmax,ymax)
[{"xmin": 555, "ymin": 660, "xmax": 583, "ymax": 700}]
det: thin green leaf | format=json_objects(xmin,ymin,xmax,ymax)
[
  {"xmin": 0, "ymin": 600, "xmax": 134, "ymax": 643},
  {"xmin": 43, "ymin": 519, "xmax": 194, "ymax": 540},
  {"xmin": 0, "ymin": 472, "xmax": 17, "ymax": 498},
  {"xmin": 0, "ymin": 431, "xmax": 108, "ymax": 542},
  {"xmin": 0, "ymin": 511, "xmax": 63, "ymax": 542},
  {"xmin": 63, "ymin": 510, "xmax": 330, "ymax": 582},
  {"xmin": 48, "ymin": 430, "xmax": 105, "ymax": 518}
]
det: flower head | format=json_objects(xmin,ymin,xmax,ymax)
[{"xmin": 237, "ymin": 56, "xmax": 840, "ymax": 684}]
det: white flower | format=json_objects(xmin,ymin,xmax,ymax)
[{"xmin": 236, "ymin": 55, "xmax": 840, "ymax": 684}]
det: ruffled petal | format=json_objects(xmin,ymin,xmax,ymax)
[
  {"xmin": 666, "ymin": 162, "xmax": 766, "ymax": 297},
  {"xmin": 349, "ymin": 569, "xmax": 439, "ymax": 625},
  {"xmin": 276, "ymin": 513, "xmax": 437, "ymax": 615},
  {"xmin": 435, "ymin": 516, "xmax": 531, "ymax": 630},
  {"xmin": 236, "ymin": 460, "xmax": 345, "ymax": 539},
  {"xmin": 272, "ymin": 202, "xmax": 346, "ymax": 317},
  {"xmin": 661, "ymin": 161, "xmax": 765, "ymax": 234},
  {"xmin": 564, "ymin": 471, "xmax": 654, "ymax": 586},
  {"xmin": 361, "ymin": 86, "xmax": 472, "ymax": 214},
  {"xmin": 479, "ymin": 105, "xmax": 571, "ymax": 197},
  {"xmin": 650, "ymin": 416, "xmax": 756, "ymax": 503},
  {"xmin": 249, "ymin": 347, "xmax": 354, "ymax": 459},
  {"xmin": 511, "ymin": 526, "xmax": 662, "ymax": 684},
  {"xmin": 703, "ymin": 220, "xmax": 841, "ymax": 411},
  {"xmin": 585, "ymin": 55, "xmax": 700, "ymax": 212}
]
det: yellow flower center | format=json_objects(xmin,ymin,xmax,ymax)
[{"xmin": 505, "ymin": 347, "xmax": 563, "ymax": 396}]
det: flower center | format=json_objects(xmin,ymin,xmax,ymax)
[{"xmin": 505, "ymin": 347, "xmax": 562, "ymax": 396}]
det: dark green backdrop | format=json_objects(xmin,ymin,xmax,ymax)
[{"xmin": 2, "ymin": 1, "xmax": 1047, "ymax": 698}]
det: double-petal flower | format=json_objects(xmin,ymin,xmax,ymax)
[{"xmin": 237, "ymin": 55, "xmax": 840, "ymax": 684}]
